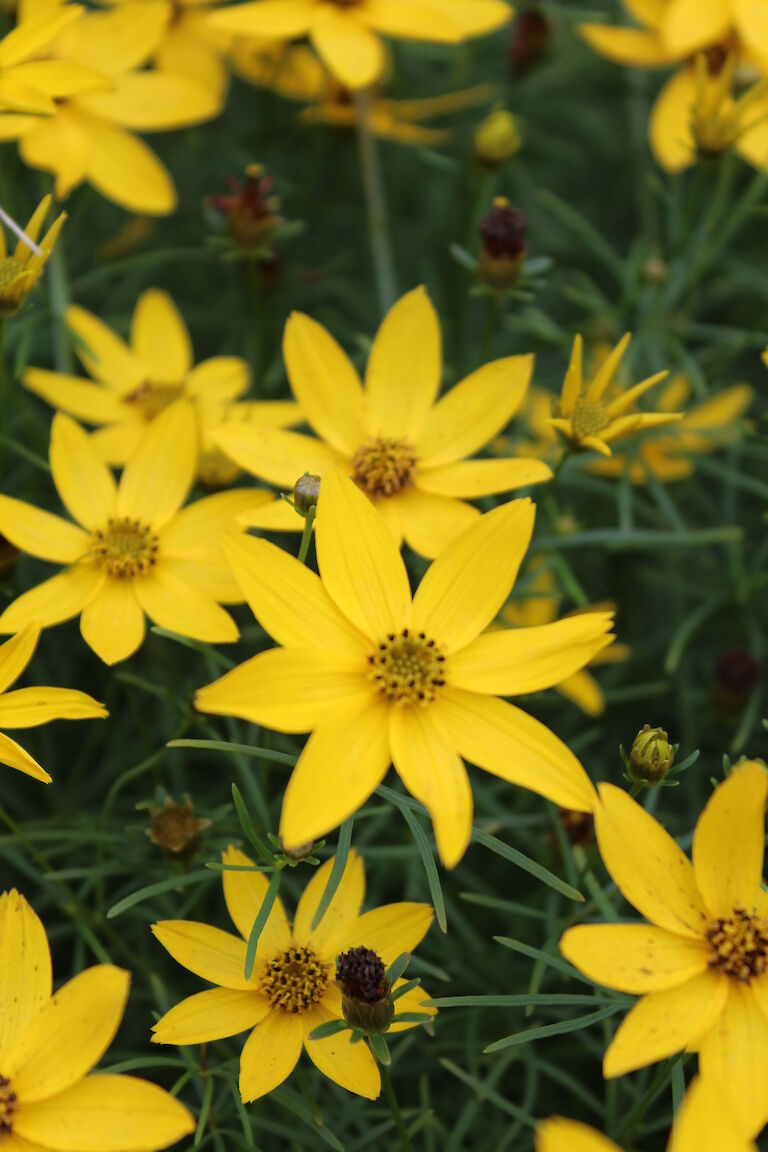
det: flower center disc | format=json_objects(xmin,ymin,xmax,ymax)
[
  {"xmin": 706, "ymin": 906, "xmax": 768, "ymax": 982},
  {"xmin": 0, "ymin": 1076, "xmax": 17, "ymax": 1136},
  {"xmin": 571, "ymin": 398, "xmax": 609, "ymax": 441},
  {"xmin": 93, "ymin": 517, "xmax": 159, "ymax": 579},
  {"xmin": 125, "ymin": 382, "xmax": 184, "ymax": 421},
  {"xmin": 351, "ymin": 437, "xmax": 417, "ymax": 498},
  {"xmin": 260, "ymin": 945, "xmax": 330, "ymax": 1013},
  {"xmin": 369, "ymin": 629, "xmax": 446, "ymax": 704}
]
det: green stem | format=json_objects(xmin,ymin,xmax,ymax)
[
  {"xmin": 380, "ymin": 1064, "xmax": 414, "ymax": 1152},
  {"xmin": 48, "ymin": 235, "xmax": 73, "ymax": 373},
  {"xmin": 297, "ymin": 506, "xmax": 316, "ymax": 564},
  {"xmin": 354, "ymin": 90, "xmax": 397, "ymax": 315},
  {"xmin": 0, "ymin": 318, "xmax": 7, "ymax": 478}
]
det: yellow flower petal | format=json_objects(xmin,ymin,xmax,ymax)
[
  {"xmin": 418, "ymin": 458, "xmax": 552, "ymax": 498},
  {"xmin": 735, "ymin": 0, "xmax": 768, "ymax": 61},
  {"xmin": 66, "ymin": 304, "xmax": 144, "ymax": 393},
  {"xmin": 604, "ymin": 970, "xmax": 727, "ymax": 1077},
  {"xmin": 79, "ymin": 71, "xmax": 219, "ymax": 132},
  {"xmin": 560, "ymin": 924, "xmax": 710, "ymax": 993},
  {"xmin": 221, "ymin": 845, "xmax": 291, "ymax": 948},
  {"xmin": 14, "ymin": 1073, "xmax": 194, "ymax": 1151},
  {"xmin": 315, "ymin": 467, "xmax": 412, "ymax": 641},
  {"xmin": 210, "ymin": 424, "xmax": 344, "ymax": 487},
  {"xmin": 411, "ymin": 498, "xmax": 534, "ymax": 653},
  {"xmin": 417, "ymin": 0, "xmax": 511, "ymax": 36},
  {"xmin": 692, "ymin": 763, "xmax": 768, "ymax": 919},
  {"xmin": 388, "ymin": 980, "xmax": 437, "ymax": 1032},
  {"xmin": 186, "ymin": 356, "xmax": 250, "ymax": 402},
  {"xmin": 579, "ymin": 23, "xmax": 675, "ymax": 66},
  {"xmin": 595, "ymin": 783, "xmax": 710, "ymax": 938},
  {"xmin": 660, "ymin": 0, "xmax": 730, "ymax": 56},
  {"xmin": 209, "ymin": 0, "xmax": 315, "ymax": 37},
  {"xmin": 0, "ymin": 8, "xmax": 82, "ymax": 69},
  {"xmin": 302, "ymin": 1003, "xmax": 380, "ymax": 1098},
  {"xmin": 556, "ymin": 670, "xmax": 606, "ymax": 717},
  {"xmin": 364, "ymin": 286, "xmax": 441, "ymax": 439},
  {"xmin": 670, "ymin": 1074, "xmax": 757, "ymax": 1152},
  {"xmin": 152, "ymin": 987, "xmax": 269, "ymax": 1046},
  {"xmin": 0, "ymin": 624, "xmax": 38, "ymax": 694},
  {"xmin": 310, "ymin": 7, "xmax": 386, "ymax": 90},
  {"xmin": 162, "ymin": 491, "xmax": 271, "ymax": 560},
  {"xmin": 90, "ymin": 422, "xmax": 145, "ymax": 465},
  {"xmin": 293, "ymin": 850, "xmax": 365, "ymax": 954},
  {"xmin": 151, "ymin": 920, "xmax": 256, "ymax": 990},
  {"xmin": 415, "ymin": 354, "xmax": 534, "ymax": 467},
  {"xmin": 8, "ymin": 965, "xmax": 130, "ymax": 1102},
  {"xmin": 699, "ymin": 984, "xmax": 768, "ymax": 1137},
  {"xmin": 280, "ymin": 696, "xmax": 391, "ymax": 850},
  {"xmin": 329, "ymin": 902, "xmax": 433, "ymax": 968},
  {"xmin": 117, "ymin": 401, "xmax": 196, "ymax": 528},
  {"xmin": 80, "ymin": 579, "xmax": 145, "ymax": 666},
  {"xmin": 536, "ymin": 1117, "xmax": 620, "ymax": 1152},
  {"xmin": 0, "ymin": 733, "xmax": 51, "ymax": 782},
  {"xmin": 131, "ymin": 289, "xmax": 192, "ymax": 385},
  {"xmin": 24, "ymin": 370, "xmax": 132, "ymax": 426},
  {"xmin": 82, "ymin": 117, "xmax": 177, "ymax": 217},
  {"xmin": 239, "ymin": 1009, "xmax": 303, "ymax": 1103},
  {"xmin": 448, "ymin": 612, "xmax": 615, "ymax": 696},
  {"xmin": 50, "ymin": 413, "xmax": 117, "ymax": 531},
  {"xmin": 434, "ymin": 688, "xmax": 597, "ymax": 813},
  {"xmin": 0, "ymin": 564, "xmax": 105, "ymax": 634},
  {"xmin": 134, "ymin": 567, "xmax": 238, "ymax": 644},
  {"xmin": 649, "ymin": 67, "xmax": 696, "ymax": 174},
  {"xmin": 389, "ymin": 704, "xmax": 472, "ymax": 869},
  {"xmin": 0, "ymin": 891, "xmax": 51, "ymax": 1065},
  {"xmin": 284, "ymin": 311, "xmax": 365, "ymax": 454},
  {"xmin": 396, "ymin": 489, "xmax": 480, "ymax": 560},
  {"xmin": 0, "ymin": 687, "xmax": 106, "ymax": 728}
]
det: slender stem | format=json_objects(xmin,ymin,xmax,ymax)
[
  {"xmin": 354, "ymin": 90, "xmax": 397, "ymax": 315},
  {"xmin": 47, "ymin": 235, "xmax": 73, "ymax": 373},
  {"xmin": 297, "ymin": 506, "xmax": 316, "ymax": 564},
  {"xmin": 380, "ymin": 1063, "xmax": 414, "ymax": 1152},
  {"xmin": 0, "ymin": 318, "xmax": 7, "ymax": 478}
]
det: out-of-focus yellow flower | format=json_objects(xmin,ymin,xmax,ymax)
[
  {"xmin": 0, "ymin": 195, "xmax": 64, "ymax": 316},
  {"xmin": 474, "ymin": 105, "xmax": 521, "ymax": 165},
  {"xmin": 0, "ymin": 0, "xmax": 221, "ymax": 214},
  {"xmin": 0, "ymin": 5, "xmax": 108, "ymax": 113},
  {"xmin": 0, "ymin": 889, "xmax": 194, "ymax": 1151},
  {"xmin": 24, "ymin": 287, "xmax": 301, "ymax": 479},
  {"xmin": 210, "ymin": 0, "xmax": 511, "ymax": 91},
  {"xmin": 549, "ymin": 333, "xmax": 680, "ymax": 457}
]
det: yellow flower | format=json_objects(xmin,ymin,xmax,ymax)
[
  {"xmin": 587, "ymin": 376, "xmax": 753, "ymax": 483},
  {"xmin": 152, "ymin": 847, "xmax": 434, "ymax": 1101},
  {"xmin": 212, "ymin": 286, "xmax": 552, "ymax": 558},
  {"xmin": 0, "ymin": 888, "xmax": 194, "ymax": 1150},
  {"xmin": 196, "ymin": 468, "xmax": 614, "ymax": 867},
  {"xmin": 548, "ymin": 332, "xmax": 679, "ymax": 457},
  {"xmin": 502, "ymin": 559, "xmax": 629, "ymax": 718},
  {"xmin": 0, "ymin": 622, "xmax": 106, "ymax": 783},
  {"xmin": 537, "ymin": 1077, "xmax": 755, "ymax": 1152},
  {"xmin": 23, "ymin": 288, "xmax": 301, "ymax": 478},
  {"xmin": 0, "ymin": 4, "xmax": 108, "ymax": 114},
  {"xmin": 0, "ymin": 0, "xmax": 221, "ymax": 214},
  {"xmin": 0, "ymin": 403, "xmax": 270, "ymax": 664},
  {"xmin": 0, "ymin": 195, "xmax": 65, "ymax": 316},
  {"xmin": 560, "ymin": 762, "xmax": 768, "ymax": 1136},
  {"xmin": 210, "ymin": 0, "xmax": 511, "ymax": 90}
]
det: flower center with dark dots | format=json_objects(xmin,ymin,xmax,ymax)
[
  {"xmin": 124, "ymin": 382, "xmax": 184, "ymax": 421},
  {"xmin": 92, "ymin": 518, "xmax": 159, "ymax": 579},
  {"xmin": 260, "ymin": 945, "xmax": 330, "ymax": 1013},
  {"xmin": 351, "ymin": 437, "xmax": 417, "ymax": 498},
  {"xmin": 336, "ymin": 947, "xmax": 388, "ymax": 1003},
  {"xmin": 706, "ymin": 907, "xmax": 768, "ymax": 982},
  {"xmin": 369, "ymin": 629, "xmax": 446, "ymax": 704},
  {"xmin": 0, "ymin": 1076, "xmax": 17, "ymax": 1136},
  {"xmin": 570, "ymin": 399, "xmax": 609, "ymax": 441},
  {"xmin": 0, "ymin": 258, "xmax": 24, "ymax": 292}
]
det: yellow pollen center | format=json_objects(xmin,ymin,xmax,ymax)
[
  {"xmin": 706, "ymin": 906, "xmax": 768, "ymax": 982},
  {"xmin": 260, "ymin": 945, "xmax": 330, "ymax": 1013},
  {"xmin": 124, "ymin": 382, "xmax": 184, "ymax": 421},
  {"xmin": 368, "ymin": 628, "xmax": 446, "ymax": 705},
  {"xmin": 351, "ymin": 437, "xmax": 417, "ymax": 498},
  {"xmin": 0, "ymin": 1076, "xmax": 17, "ymax": 1136},
  {"xmin": 571, "ymin": 398, "xmax": 609, "ymax": 441},
  {"xmin": 92, "ymin": 518, "xmax": 159, "ymax": 579},
  {"xmin": 0, "ymin": 258, "xmax": 24, "ymax": 292}
]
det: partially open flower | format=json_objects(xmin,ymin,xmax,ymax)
[
  {"xmin": 293, "ymin": 473, "xmax": 321, "ymax": 516},
  {"xmin": 628, "ymin": 724, "xmax": 674, "ymax": 785},
  {"xmin": 337, "ymin": 946, "xmax": 394, "ymax": 1034},
  {"xmin": 0, "ymin": 197, "xmax": 65, "ymax": 317},
  {"xmin": 478, "ymin": 198, "xmax": 527, "ymax": 289}
]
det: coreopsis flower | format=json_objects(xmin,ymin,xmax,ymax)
[
  {"xmin": 0, "ymin": 622, "xmax": 106, "ymax": 783},
  {"xmin": 152, "ymin": 847, "xmax": 434, "ymax": 1101},
  {"xmin": 538, "ymin": 1077, "xmax": 755, "ymax": 1152},
  {"xmin": 560, "ymin": 762, "xmax": 768, "ymax": 1136},
  {"xmin": 502, "ymin": 559, "xmax": 629, "ymax": 718},
  {"xmin": 587, "ymin": 377, "xmax": 753, "ymax": 483},
  {"xmin": 548, "ymin": 333, "xmax": 680, "ymax": 457},
  {"xmin": 210, "ymin": 0, "xmax": 511, "ymax": 90},
  {"xmin": 212, "ymin": 286, "xmax": 552, "ymax": 558},
  {"xmin": 23, "ymin": 288, "xmax": 300, "ymax": 474},
  {"xmin": 196, "ymin": 468, "xmax": 614, "ymax": 867},
  {"xmin": 0, "ymin": 195, "xmax": 65, "ymax": 316},
  {"xmin": 0, "ymin": 889, "xmax": 194, "ymax": 1150},
  {"xmin": 0, "ymin": 4, "xmax": 108, "ymax": 113},
  {"xmin": 0, "ymin": 403, "xmax": 268, "ymax": 664},
  {"xmin": 0, "ymin": 0, "xmax": 221, "ymax": 214}
]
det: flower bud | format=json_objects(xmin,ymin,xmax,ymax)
[
  {"xmin": 509, "ymin": 10, "xmax": 552, "ymax": 77},
  {"xmin": 628, "ymin": 725, "xmax": 674, "ymax": 785},
  {"xmin": 293, "ymin": 472, "xmax": 321, "ymax": 515},
  {"xmin": 207, "ymin": 164, "xmax": 284, "ymax": 252},
  {"xmin": 145, "ymin": 796, "xmax": 210, "ymax": 860},
  {"xmin": 336, "ymin": 946, "xmax": 394, "ymax": 1034},
  {"xmin": 477, "ymin": 198, "xmax": 527, "ymax": 289},
  {"xmin": 474, "ymin": 108, "xmax": 522, "ymax": 167},
  {"xmin": 282, "ymin": 839, "xmax": 315, "ymax": 862}
]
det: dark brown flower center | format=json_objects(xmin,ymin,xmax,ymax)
[
  {"xmin": 368, "ymin": 628, "xmax": 446, "ymax": 704},
  {"xmin": 336, "ymin": 946, "xmax": 388, "ymax": 1004},
  {"xmin": 92, "ymin": 517, "xmax": 158, "ymax": 579},
  {"xmin": 351, "ymin": 437, "xmax": 417, "ymax": 498},
  {"xmin": 260, "ymin": 945, "xmax": 330, "ymax": 1013},
  {"xmin": 0, "ymin": 1076, "xmax": 17, "ymax": 1136},
  {"xmin": 707, "ymin": 906, "xmax": 768, "ymax": 982}
]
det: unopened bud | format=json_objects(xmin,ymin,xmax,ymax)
[
  {"xmin": 509, "ymin": 10, "xmax": 552, "ymax": 76},
  {"xmin": 207, "ymin": 164, "xmax": 284, "ymax": 251},
  {"xmin": 293, "ymin": 472, "xmax": 321, "ymax": 515},
  {"xmin": 146, "ymin": 796, "xmax": 211, "ymax": 860},
  {"xmin": 642, "ymin": 257, "xmax": 668, "ymax": 285},
  {"xmin": 283, "ymin": 839, "xmax": 315, "ymax": 862},
  {"xmin": 628, "ymin": 725, "xmax": 674, "ymax": 785},
  {"xmin": 337, "ymin": 946, "xmax": 394, "ymax": 1034},
  {"xmin": 474, "ymin": 108, "xmax": 522, "ymax": 167},
  {"xmin": 478, "ymin": 198, "xmax": 527, "ymax": 289}
]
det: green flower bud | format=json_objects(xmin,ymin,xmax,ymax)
[
  {"xmin": 336, "ymin": 947, "xmax": 394, "ymax": 1034},
  {"xmin": 293, "ymin": 472, "xmax": 321, "ymax": 515},
  {"xmin": 628, "ymin": 724, "xmax": 674, "ymax": 785}
]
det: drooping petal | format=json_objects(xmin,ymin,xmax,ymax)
[
  {"xmin": 151, "ymin": 920, "xmax": 256, "ymax": 990},
  {"xmin": 434, "ymin": 688, "xmax": 596, "ymax": 813},
  {"xmin": 134, "ymin": 568, "xmax": 238, "ymax": 644},
  {"xmin": 239, "ymin": 1010, "xmax": 303, "ymax": 1102},
  {"xmin": 0, "ymin": 688, "xmax": 106, "ymax": 728},
  {"xmin": 364, "ymin": 286, "xmax": 441, "ymax": 440},
  {"xmin": 692, "ymin": 763, "xmax": 768, "ymax": 919},
  {"xmin": 537, "ymin": 1118, "xmax": 620, "ymax": 1152},
  {"xmin": 24, "ymin": 370, "xmax": 133, "ymax": 426},
  {"xmin": 293, "ymin": 851, "xmax": 365, "ymax": 954},
  {"xmin": 603, "ymin": 970, "xmax": 728, "ymax": 1077},
  {"xmin": 283, "ymin": 311, "xmax": 365, "ymax": 453},
  {"xmin": 152, "ymin": 987, "xmax": 270, "ymax": 1046},
  {"xmin": 82, "ymin": 117, "xmax": 177, "ymax": 217},
  {"xmin": 411, "ymin": 499, "xmax": 535, "ymax": 653},
  {"xmin": 329, "ymin": 901, "xmax": 433, "ymax": 968},
  {"xmin": 0, "ymin": 733, "xmax": 51, "ymax": 782},
  {"xmin": 309, "ymin": 7, "xmax": 387, "ymax": 90},
  {"xmin": 396, "ymin": 489, "xmax": 480, "ymax": 559},
  {"xmin": 0, "ymin": 623, "xmax": 38, "ymax": 693},
  {"xmin": 0, "ymin": 564, "xmax": 105, "ymax": 634},
  {"xmin": 315, "ymin": 467, "xmax": 412, "ymax": 641},
  {"xmin": 595, "ymin": 783, "xmax": 710, "ymax": 938},
  {"xmin": 560, "ymin": 924, "xmax": 711, "ymax": 993},
  {"xmin": 389, "ymin": 705, "xmax": 472, "ymax": 869},
  {"xmin": 80, "ymin": 580, "xmax": 146, "ymax": 666},
  {"xmin": 0, "ymin": 495, "xmax": 89, "ymax": 564},
  {"xmin": 50, "ymin": 413, "xmax": 117, "ymax": 531},
  {"xmin": 280, "ymin": 696, "xmax": 391, "ymax": 850},
  {"xmin": 302, "ymin": 1003, "xmax": 380, "ymax": 1098},
  {"xmin": 66, "ymin": 304, "xmax": 144, "ymax": 393},
  {"xmin": 556, "ymin": 670, "xmax": 605, "ymax": 717},
  {"xmin": 7, "ymin": 966, "xmax": 130, "ymax": 1102},
  {"xmin": 699, "ymin": 984, "xmax": 768, "ymax": 1139},
  {"xmin": 649, "ymin": 67, "xmax": 696, "ymax": 174},
  {"xmin": 221, "ymin": 845, "xmax": 291, "ymax": 948},
  {"xmin": 117, "ymin": 400, "xmax": 196, "ymax": 528},
  {"xmin": 0, "ymin": 890, "xmax": 51, "ymax": 1066},
  {"xmin": 131, "ymin": 288, "xmax": 192, "ymax": 385},
  {"xmin": 416, "ymin": 458, "xmax": 552, "ymax": 498},
  {"xmin": 210, "ymin": 423, "xmax": 344, "ymax": 487}
]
